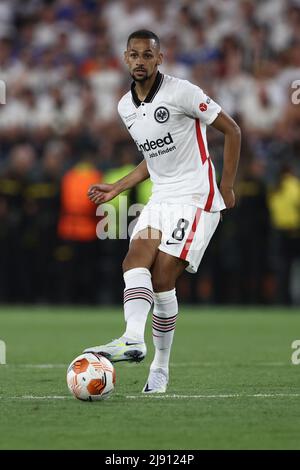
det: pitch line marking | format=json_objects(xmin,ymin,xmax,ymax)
[
  {"xmin": 124, "ymin": 361, "xmax": 288, "ymax": 368},
  {"xmin": 2, "ymin": 362, "xmax": 288, "ymax": 369},
  {"xmin": 13, "ymin": 364, "xmax": 67, "ymax": 368},
  {"xmin": 0, "ymin": 395, "xmax": 72, "ymax": 400},
  {"xmin": 126, "ymin": 393, "xmax": 300, "ymax": 400},
  {"xmin": 126, "ymin": 393, "xmax": 300, "ymax": 399},
  {"xmin": 1, "ymin": 392, "xmax": 300, "ymax": 401}
]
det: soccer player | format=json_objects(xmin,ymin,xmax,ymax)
[{"xmin": 85, "ymin": 30, "xmax": 241, "ymax": 393}]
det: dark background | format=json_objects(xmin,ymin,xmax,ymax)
[{"xmin": 0, "ymin": 0, "xmax": 299, "ymax": 306}]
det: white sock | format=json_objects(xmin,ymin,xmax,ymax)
[
  {"xmin": 123, "ymin": 267, "xmax": 153, "ymax": 342},
  {"xmin": 151, "ymin": 289, "xmax": 178, "ymax": 373}
]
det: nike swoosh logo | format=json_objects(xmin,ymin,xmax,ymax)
[
  {"xmin": 127, "ymin": 122, "xmax": 135, "ymax": 130},
  {"xmin": 166, "ymin": 240, "xmax": 181, "ymax": 245},
  {"xmin": 125, "ymin": 341, "xmax": 141, "ymax": 346}
]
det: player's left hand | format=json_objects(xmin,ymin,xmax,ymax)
[{"xmin": 220, "ymin": 185, "xmax": 235, "ymax": 209}]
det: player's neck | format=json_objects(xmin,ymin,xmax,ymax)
[{"xmin": 134, "ymin": 70, "xmax": 159, "ymax": 102}]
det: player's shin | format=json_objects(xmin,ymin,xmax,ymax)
[
  {"xmin": 151, "ymin": 289, "xmax": 178, "ymax": 373},
  {"xmin": 123, "ymin": 267, "xmax": 153, "ymax": 342}
]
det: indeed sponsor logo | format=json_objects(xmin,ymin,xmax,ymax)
[{"xmin": 138, "ymin": 132, "xmax": 173, "ymax": 152}]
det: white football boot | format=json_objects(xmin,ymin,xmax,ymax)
[
  {"xmin": 142, "ymin": 368, "xmax": 168, "ymax": 393},
  {"xmin": 83, "ymin": 337, "xmax": 146, "ymax": 363}
]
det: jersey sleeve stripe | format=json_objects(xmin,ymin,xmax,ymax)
[
  {"xmin": 195, "ymin": 118, "xmax": 215, "ymax": 211},
  {"xmin": 179, "ymin": 208, "xmax": 202, "ymax": 260},
  {"xmin": 204, "ymin": 158, "xmax": 215, "ymax": 212},
  {"xmin": 195, "ymin": 118, "xmax": 207, "ymax": 164}
]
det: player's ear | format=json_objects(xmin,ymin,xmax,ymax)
[
  {"xmin": 124, "ymin": 50, "xmax": 129, "ymax": 65},
  {"xmin": 157, "ymin": 52, "xmax": 163, "ymax": 66}
]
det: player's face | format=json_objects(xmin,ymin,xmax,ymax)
[{"xmin": 125, "ymin": 38, "xmax": 163, "ymax": 82}]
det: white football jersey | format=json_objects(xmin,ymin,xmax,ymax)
[{"xmin": 118, "ymin": 72, "xmax": 225, "ymax": 212}]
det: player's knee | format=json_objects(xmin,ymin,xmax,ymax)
[
  {"xmin": 122, "ymin": 254, "xmax": 132, "ymax": 273},
  {"xmin": 152, "ymin": 276, "xmax": 174, "ymax": 293},
  {"xmin": 122, "ymin": 253, "xmax": 144, "ymax": 273}
]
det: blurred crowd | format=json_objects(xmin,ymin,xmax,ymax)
[{"xmin": 0, "ymin": 0, "xmax": 300, "ymax": 305}]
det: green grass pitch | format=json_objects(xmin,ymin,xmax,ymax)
[{"xmin": 0, "ymin": 306, "xmax": 300, "ymax": 450}]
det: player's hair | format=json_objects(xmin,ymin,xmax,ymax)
[{"xmin": 127, "ymin": 30, "xmax": 160, "ymax": 49}]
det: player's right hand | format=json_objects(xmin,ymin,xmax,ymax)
[
  {"xmin": 87, "ymin": 183, "xmax": 118, "ymax": 204},
  {"xmin": 220, "ymin": 185, "xmax": 235, "ymax": 209}
]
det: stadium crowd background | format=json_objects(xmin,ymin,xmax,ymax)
[{"xmin": 0, "ymin": 0, "xmax": 299, "ymax": 306}]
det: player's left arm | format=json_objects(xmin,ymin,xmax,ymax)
[
  {"xmin": 175, "ymin": 81, "xmax": 241, "ymax": 208},
  {"xmin": 210, "ymin": 110, "xmax": 241, "ymax": 209}
]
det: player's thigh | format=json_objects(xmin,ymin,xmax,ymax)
[
  {"xmin": 122, "ymin": 227, "xmax": 162, "ymax": 272},
  {"xmin": 151, "ymin": 250, "xmax": 188, "ymax": 292},
  {"xmin": 159, "ymin": 206, "xmax": 220, "ymax": 274}
]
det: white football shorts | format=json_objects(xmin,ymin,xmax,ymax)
[{"xmin": 129, "ymin": 202, "xmax": 221, "ymax": 273}]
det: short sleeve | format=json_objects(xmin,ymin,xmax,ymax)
[{"xmin": 175, "ymin": 79, "xmax": 221, "ymax": 125}]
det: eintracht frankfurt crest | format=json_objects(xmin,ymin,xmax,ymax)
[{"xmin": 154, "ymin": 106, "xmax": 169, "ymax": 123}]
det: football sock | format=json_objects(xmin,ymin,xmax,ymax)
[
  {"xmin": 123, "ymin": 267, "xmax": 153, "ymax": 342},
  {"xmin": 151, "ymin": 288, "xmax": 178, "ymax": 373}
]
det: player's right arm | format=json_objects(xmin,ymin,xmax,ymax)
[{"xmin": 88, "ymin": 159, "xmax": 149, "ymax": 205}]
